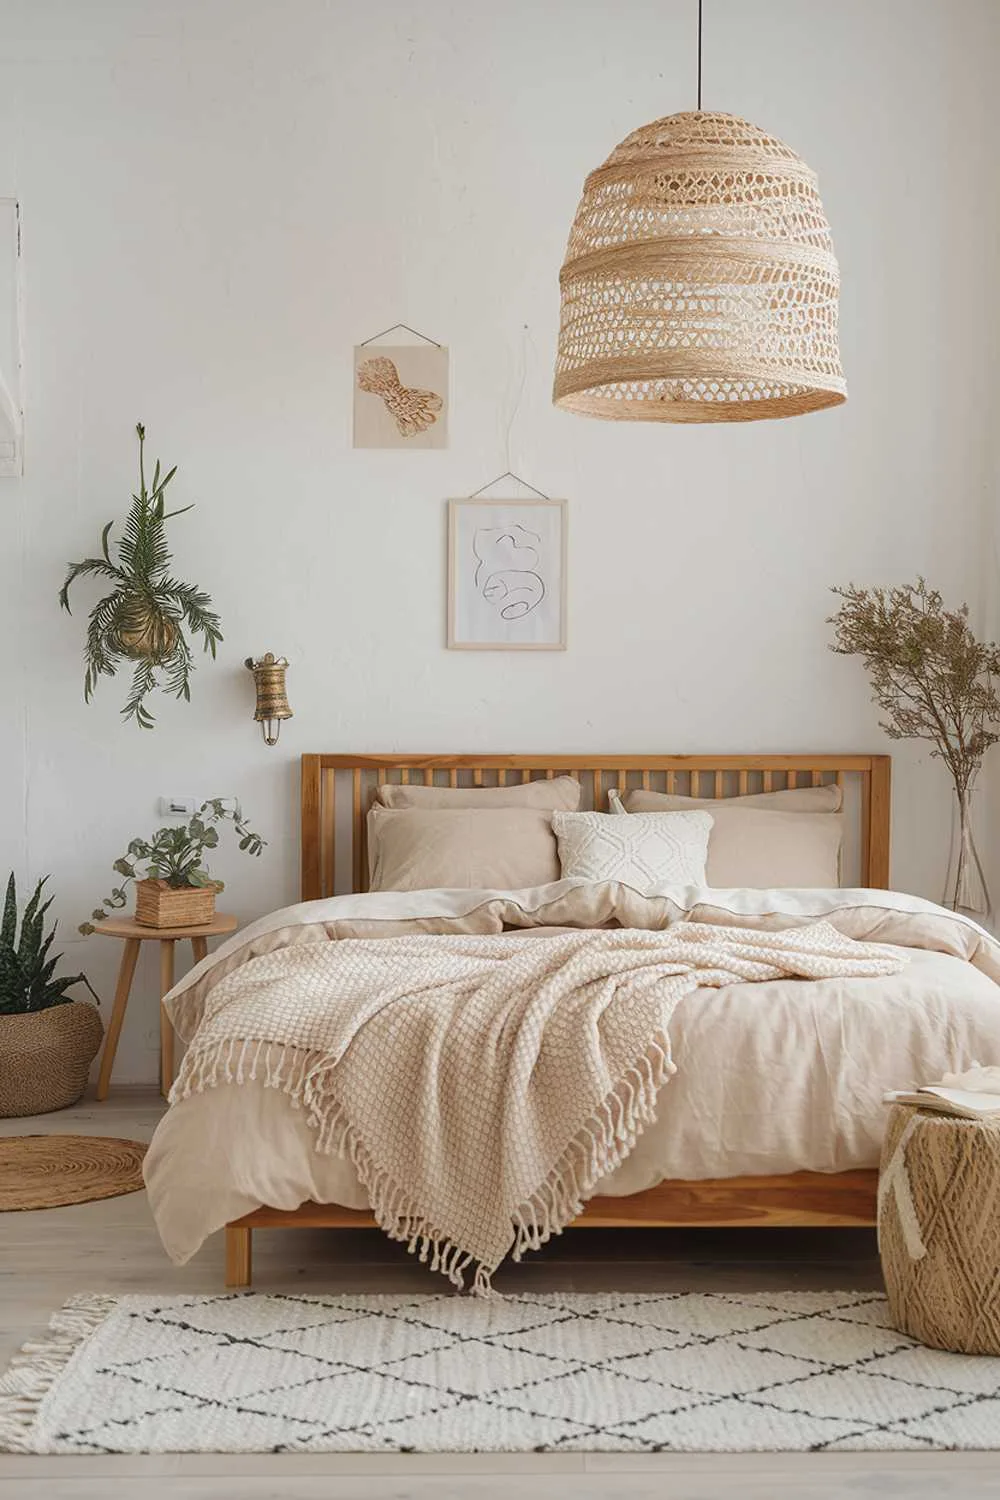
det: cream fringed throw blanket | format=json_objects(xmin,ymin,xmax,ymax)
[{"xmin": 168, "ymin": 919, "xmax": 902, "ymax": 1292}]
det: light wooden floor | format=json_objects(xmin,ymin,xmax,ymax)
[{"xmin": 1, "ymin": 1091, "xmax": 997, "ymax": 1498}]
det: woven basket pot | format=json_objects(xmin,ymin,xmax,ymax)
[
  {"xmin": 135, "ymin": 878, "xmax": 217, "ymax": 929},
  {"xmin": 0, "ymin": 1003, "xmax": 104, "ymax": 1118},
  {"xmin": 554, "ymin": 111, "xmax": 846, "ymax": 423},
  {"xmin": 879, "ymin": 1103, "xmax": 1000, "ymax": 1355}
]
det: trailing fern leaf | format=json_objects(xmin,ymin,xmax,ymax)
[{"xmin": 60, "ymin": 423, "xmax": 223, "ymax": 728}]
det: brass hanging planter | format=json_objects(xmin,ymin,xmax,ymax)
[
  {"xmin": 59, "ymin": 423, "xmax": 223, "ymax": 727},
  {"xmin": 115, "ymin": 597, "xmax": 179, "ymax": 662}
]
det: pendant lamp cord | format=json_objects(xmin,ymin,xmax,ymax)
[{"xmin": 697, "ymin": 0, "xmax": 703, "ymax": 111}]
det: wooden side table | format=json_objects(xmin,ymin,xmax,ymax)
[{"xmin": 92, "ymin": 913, "xmax": 238, "ymax": 1100}]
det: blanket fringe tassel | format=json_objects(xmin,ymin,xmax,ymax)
[
  {"xmin": 0, "ymin": 1294, "xmax": 116, "ymax": 1452},
  {"xmin": 511, "ymin": 1035, "xmax": 670, "ymax": 1262},
  {"xmin": 173, "ymin": 1031, "xmax": 673, "ymax": 1296}
]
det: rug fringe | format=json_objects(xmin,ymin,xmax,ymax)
[{"xmin": 0, "ymin": 1293, "xmax": 116, "ymax": 1453}]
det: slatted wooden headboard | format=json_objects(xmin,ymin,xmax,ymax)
[{"xmin": 300, "ymin": 754, "xmax": 891, "ymax": 900}]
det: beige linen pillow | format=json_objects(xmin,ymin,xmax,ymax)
[
  {"xmin": 607, "ymin": 785, "xmax": 843, "ymax": 888},
  {"xmin": 368, "ymin": 806, "xmax": 560, "ymax": 892},
  {"xmin": 377, "ymin": 775, "xmax": 581, "ymax": 811},
  {"xmin": 552, "ymin": 810, "xmax": 712, "ymax": 893},
  {"xmin": 610, "ymin": 784, "xmax": 842, "ymax": 814}
]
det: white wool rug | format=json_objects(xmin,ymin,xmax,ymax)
[{"xmin": 2, "ymin": 1291, "xmax": 1000, "ymax": 1454}]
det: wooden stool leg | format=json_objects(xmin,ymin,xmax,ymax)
[
  {"xmin": 175, "ymin": 936, "xmax": 210, "ymax": 1090},
  {"xmin": 95, "ymin": 938, "xmax": 141, "ymax": 1102},
  {"xmin": 159, "ymin": 940, "xmax": 175, "ymax": 1099},
  {"xmin": 226, "ymin": 1225, "xmax": 253, "ymax": 1288}
]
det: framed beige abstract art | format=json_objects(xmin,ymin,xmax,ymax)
[
  {"xmin": 353, "ymin": 342, "xmax": 449, "ymax": 450},
  {"xmin": 447, "ymin": 497, "xmax": 567, "ymax": 651}
]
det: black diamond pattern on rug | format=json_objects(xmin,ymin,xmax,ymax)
[{"xmin": 9, "ymin": 1290, "xmax": 1000, "ymax": 1454}]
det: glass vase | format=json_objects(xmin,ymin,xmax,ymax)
[{"xmin": 942, "ymin": 786, "xmax": 992, "ymax": 920}]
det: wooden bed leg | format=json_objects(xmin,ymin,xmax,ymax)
[{"xmin": 225, "ymin": 1225, "xmax": 252, "ymax": 1288}]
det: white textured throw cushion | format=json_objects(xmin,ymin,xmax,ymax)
[{"xmin": 552, "ymin": 811, "xmax": 712, "ymax": 892}]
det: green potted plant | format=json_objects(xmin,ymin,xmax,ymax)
[
  {"xmin": 82, "ymin": 799, "xmax": 266, "ymax": 932},
  {"xmin": 0, "ymin": 875, "xmax": 103, "ymax": 1118},
  {"xmin": 59, "ymin": 423, "xmax": 223, "ymax": 728}
]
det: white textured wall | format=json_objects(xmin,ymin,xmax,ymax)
[{"xmin": 0, "ymin": 0, "xmax": 996, "ymax": 1082}]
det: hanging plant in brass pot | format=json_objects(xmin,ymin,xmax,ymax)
[{"xmin": 59, "ymin": 424, "xmax": 223, "ymax": 727}]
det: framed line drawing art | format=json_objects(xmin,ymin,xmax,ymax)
[
  {"xmin": 353, "ymin": 342, "xmax": 448, "ymax": 449},
  {"xmin": 448, "ymin": 498, "xmax": 567, "ymax": 651}
]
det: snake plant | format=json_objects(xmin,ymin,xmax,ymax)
[
  {"xmin": 0, "ymin": 874, "xmax": 99, "ymax": 1015},
  {"xmin": 59, "ymin": 423, "xmax": 223, "ymax": 728}
]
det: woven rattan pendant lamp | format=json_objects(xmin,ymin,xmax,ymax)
[{"xmin": 553, "ymin": 2, "xmax": 845, "ymax": 423}]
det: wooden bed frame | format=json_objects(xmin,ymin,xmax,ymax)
[{"xmin": 224, "ymin": 751, "xmax": 891, "ymax": 1287}]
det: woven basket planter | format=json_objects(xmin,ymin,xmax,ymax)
[
  {"xmin": 554, "ymin": 111, "xmax": 845, "ymax": 423},
  {"xmin": 135, "ymin": 879, "xmax": 217, "ymax": 929},
  {"xmin": 0, "ymin": 1004, "xmax": 104, "ymax": 1118},
  {"xmin": 879, "ymin": 1103, "xmax": 1000, "ymax": 1355}
]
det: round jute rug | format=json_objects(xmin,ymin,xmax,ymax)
[{"xmin": 0, "ymin": 1135, "xmax": 147, "ymax": 1211}]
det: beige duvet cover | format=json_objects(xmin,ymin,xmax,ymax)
[{"xmin": 145, "ymin": 882, "xmax": 1000, "ymax": 1273}]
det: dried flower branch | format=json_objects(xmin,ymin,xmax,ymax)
[{"xmin": 828, "ymin": 579, "xmax": 1000, "ymax": 803}]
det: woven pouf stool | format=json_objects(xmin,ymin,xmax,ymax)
[{"xmin": 879, "ymin": 1102, "xmax": 1000, "ymax": 1355}]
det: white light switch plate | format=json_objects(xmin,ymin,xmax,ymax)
[{"xmin": 158, "ymin": 796, "xmax": 198, "ymax": 817}]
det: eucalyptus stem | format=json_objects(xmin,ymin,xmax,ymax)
[{"xmin": 81, "ymin": 799, "xmax": 266, "ymax": 933}]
